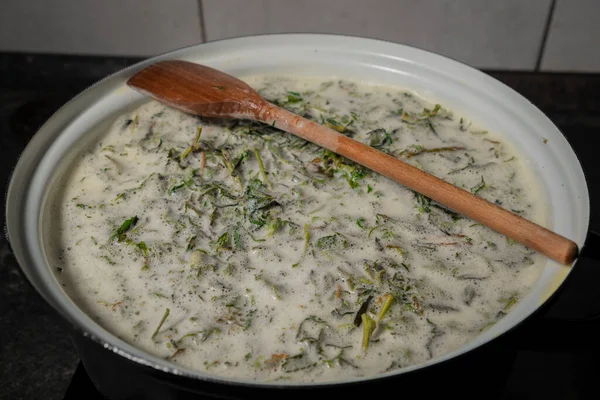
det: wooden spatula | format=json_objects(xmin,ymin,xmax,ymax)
[{"xmin": 127, "ymin": 59, "xmax": 578, "ymax": 265}]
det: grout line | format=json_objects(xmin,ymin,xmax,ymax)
[
  {"xmin": 198, "ymin": 0, "xmax": 207, "ymax": 42},
  {"xmin": 535, "ymin": 0, "xmax": 557, "ymax": 71}
]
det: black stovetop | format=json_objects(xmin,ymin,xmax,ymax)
[{"xmin": 1, "ymin": 52, "xmax": 600, "ymax": 400}]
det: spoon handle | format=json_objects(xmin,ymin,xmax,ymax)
[{"xmin": 257, "ymin": 102, "xmax": 578, "ymax": 265}]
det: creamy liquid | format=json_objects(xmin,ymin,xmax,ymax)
[{"xmin": 49, "ymin": 76, "xmax": 549, "ymax": 382}]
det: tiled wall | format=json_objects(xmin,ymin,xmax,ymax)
[{"xmin": 0, "ymin": 0, "xmax": 598, "ymax": 72}]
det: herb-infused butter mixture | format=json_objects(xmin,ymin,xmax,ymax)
[{"xmin": 52, "ymin": 76, "xmax": 548, "ymax": 382}]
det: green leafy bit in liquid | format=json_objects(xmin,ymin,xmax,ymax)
[
  {"xmin": 503, "ymin": 296, "xmax": 517, "ymax": 311},
  {"xmin": 110, "ymin": 216, "xmax": 138, "ymax": 242},
  {"xmin": 169, "ymin": 183, "xmax": 186, "ymax": 195},
  {"xmin": 244, "ymin": 179, "xmax": 280, "ymax": 218},
  {"xmin": 471, "ymin": 176, "xmax": 487, "ymax": 195},
  {"xmin": 377, "ymin": 294, "xmax": 395, "ymax": 322},
  {"xmin": 415, "ymin": 193, "xmax": 432, "ymax": 213},
  {"xmin": 316, "ymin": 233, "xmax": 349, "ymax": 251},
  {"xmin": 320, "ymin": 150, "xmax": 366, "ymax": 189},
  {"xmin": 253, "ymin": 148, "xmax": 271, "ymax": 188},
  {"xmin": 286, "ymin": 91, "xmax": 303, "ymax": 104},
  {"xmin": 180, "ymin": 126, "xmax": 203, "ymax": 160},
  {"xmin": 220, "ymin": 149, "xmax": 243, "ymax": 189},
  {"xmin": 256, "ymin": 274, "xmax": 281, "ymax": 300},
  {"xmin": 368, "ymin": 129, "xmax": 393, "ymax": 148},
  {"xmin": 136, "ymin": 241, "xmax": 148, "ymax": 257},
  {"xmin": 186, "ymin": 236, "xmax": 197, "ymax": 251},
  {"xmin": 174, "ymin": 328, "xmax": 220, "ymax": 347},
  {"xmin": 324, "ymin": 118, "xmax": 347, "ymax": 133},
  {"xmin": 398, "ymin": 145, "xmax": 465, "ymax": 158},
  {"xmin": 292, "ymin": 224, "xmax": 310, "ymax": 268},
  {"xmin": 356, "ymin": 218, "xmax": 367, "ymax": 229},
  {"xmin": 214, "ymin": 232, "xmax": 231, "ymax": 251},
  {"xmin": 151, "ymin": 308, "xmax": 170, "ymax": 341},
  {"xmin": 361, "ymin": 313, "xmax": 376, "ymax": 351}
]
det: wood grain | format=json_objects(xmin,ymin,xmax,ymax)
[{"xmin": 127, "ymin": 60, "xmax": 579, "ymax": 265}]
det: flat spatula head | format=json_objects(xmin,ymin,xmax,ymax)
[{"xmin": 127, "ymin": 60, "xmax": 265, "ymax": 118}]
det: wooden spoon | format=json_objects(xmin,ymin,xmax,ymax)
[{"xmin": 127, "ymin": 59, "xmax": 578, "ymax": 265}]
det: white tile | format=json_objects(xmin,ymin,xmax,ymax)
[
  {"xmin": 541, "ymin": 0, "xmax": 600, "ymax": 72},
  {"xmin": 201, "ymin": 0, "xmax": 551, "ymax": 70},
  {"xmin": 0, "ymin": 0, "xmax": 203, "ymax": 56}
]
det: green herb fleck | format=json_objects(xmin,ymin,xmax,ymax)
[
  {"xmin": 286, "ymin": 91, "xmax": 303, "ymax": 104},
  {"xmin": 415, "ymin": 193, "xmax": 432, "ymax": 213},
  {"xmin": 214, "ymin": 232, "xmax": 231, "ymax": 251},
  {"xmin": 504, "ymin": 296, "xmax": 517, "ymax": 311},
  {"xmin": 110, "ymin": 216, "xmax": 138, "ymax": 242},
  {"xmin": 471, "ymin": 176, "xmax": 487, "ymax": 195},
  {"xmin": 398, "ymin": 145, "xmax": 465, "ymax": 158},
  {"xmin": 361, "ymin": 313, "xmax": 376, "ymax": 351},
  {"xmin": 151, "ymin": 308, "xmax": 170, "ymax": 341},
  {"xmin": 356, "ymin": 218, "xmax": 367, "ymax": 229},
  {"xmin": 169, "ymin": 183, "xmax": 186, "ymax": 195},
  {"xmin": 180, "ymin": 126, "xmax": 202, "ymax": 160},
  {"xmin": 316, "ymin": 233, "xmax": 348, "ymax": 251},
  {"xmin": 255, "ymin": 275, "xmax": 281, "ymax": 300},
  {"xmin": 136, "ymin": 241, "xmax": 148, "ymax": 257},
  {"xmin": 292, "ymin": 224, "xmax": 310, "ymax": 268},
  {"xmin": 368, "ymin": 128, "xmax": 393, "ymax": 148},
  {"xmin": 253, "ymin": 148, "xmax": 271, "ymax": 188},
  {"xmin": 186, "ymin": 236, "xmax": 197, "ymax": 251},
  {"xmin": 220, "ymin": 149, "xmax": 243, "ymax": 189},
  {"xmin": 377, "ymin": 294, "xmax": 395, "ymax": 322}
]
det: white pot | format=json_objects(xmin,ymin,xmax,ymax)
[{"xmin": 5, "ymin": 34, "xmax": 590, "ymax": 394}]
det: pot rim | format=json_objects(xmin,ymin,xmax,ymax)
[{"xmin": 5, "ymin": 32, "xmax": 591, "ymax": 388}]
